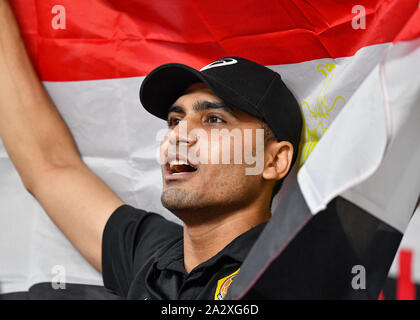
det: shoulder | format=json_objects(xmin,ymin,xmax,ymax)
[
  {"xmin": 101, "ymin": 204, "xmax": 182, "ymax": 296},
  {"xmin": 103, "ymin": 204, "xmax": 182, "ymax": 248}
]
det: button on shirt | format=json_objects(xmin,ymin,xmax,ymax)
[{"xmin": 102, "ymin": 205, "xmax": 266, "ymax": 300}]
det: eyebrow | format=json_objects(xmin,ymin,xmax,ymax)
[
  {"xmin": 167, "ymin": 101, "xmax": 238, "ymax": 119},
  {"xmin": 167, "ymin": 105, "xmax": 185, "ymax": 116}
]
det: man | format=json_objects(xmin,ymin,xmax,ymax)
[{"xmin": 0, "ymin": 1, "xmax": 301, "ymax": 299}]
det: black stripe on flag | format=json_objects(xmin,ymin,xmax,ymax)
[
  {"xmin": 227, "ymin": 177, "xmax": 403, "ymax": 300},
  {"xmin": 0, "ymin": 283, "xmax": 121, "ymax": 300}
]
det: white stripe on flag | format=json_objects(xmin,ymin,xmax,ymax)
[{"xmin": 298, "ymin": 39, "xmax": 420, "ymax": 233}]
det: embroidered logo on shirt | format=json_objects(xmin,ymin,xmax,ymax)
[{"xmin": 214, "ymin": 268, "xmax": 240, "ymax": 300}]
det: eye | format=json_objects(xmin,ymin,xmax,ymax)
[
  {"xmin": 167, "ymin": 117, "xmax": 181, "ymax": 128},
  {"xmin": 206, "ymin": 115, "xmax": 226, "ymax": 124}
]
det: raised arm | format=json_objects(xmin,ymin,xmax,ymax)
[{"xmin": 0, "ymin": 1, "xmax": 123, "ymax": 271}]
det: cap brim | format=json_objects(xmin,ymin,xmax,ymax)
[{"xmin": 140, "ymin": 63, "xmax": 210, "ymax": 121}]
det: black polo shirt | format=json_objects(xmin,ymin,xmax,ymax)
[{"xmin": 102, "ymin": 205, "xmax": 266, "ymax": 300}]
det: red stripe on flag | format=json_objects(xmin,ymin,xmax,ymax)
[
  {"xmin": 9, "ymin": 0, "xmax": 420, "ymax": 81},
  {"xmin": 394, "ymin": 7, "xmax": 420, "ymax": 42},
  {"xmin": 396, "ymin": 249, "xmax": 416, "ymax": 300}
]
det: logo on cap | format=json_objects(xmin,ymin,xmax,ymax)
[{"xmin": 200, "ymin": 58, "xmax": 238, "ymax": 71}]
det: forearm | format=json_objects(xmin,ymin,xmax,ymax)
[{"xmin": 0, "ymin": 1, "xmax": 83, "ymax": 190}]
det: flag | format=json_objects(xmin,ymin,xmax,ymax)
[
  {"xmin": 228, "ymin": 2, "xmax": 420, "ymax": 299},
  {"xmin": 0, "ymin": 0, "xmax": 419, "ymax": 299}
]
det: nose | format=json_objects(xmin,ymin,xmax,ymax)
[{"xmin": 168, "ymin": 119, "xmax": 198, "ymax": 147}]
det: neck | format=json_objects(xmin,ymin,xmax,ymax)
[{"xmin": 181, "ymin": 201, "xmax": 270, "ymax": 273}]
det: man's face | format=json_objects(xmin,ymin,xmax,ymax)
[{"xmin": 160, "ymin": 82, "xmax": 269, "ymax": 221}]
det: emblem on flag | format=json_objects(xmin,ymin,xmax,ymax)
[{"xmin": 297, "ymin": 62, "xmax": 346, "ymax": 169}]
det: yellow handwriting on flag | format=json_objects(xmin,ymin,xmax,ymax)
[{"xmin": 297, "ymin": 63, "xmax": 346, "ymax": 170}]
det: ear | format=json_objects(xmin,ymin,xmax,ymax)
[{"xmin": 262, "ymin": 141, "xmax": 294, "ymax": 181}]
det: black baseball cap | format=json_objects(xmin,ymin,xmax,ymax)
[{"xmin": 140, "ymin": 56, "xmax": 302, "ymax": 166}]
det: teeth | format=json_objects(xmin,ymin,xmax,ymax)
[
  {"xmin": 168, "ymin": 159, "xmax": 197, "ymax": 174},
  {"xmin": 169, "ymin": 160, "xmax": 189, "ymax": 168}
]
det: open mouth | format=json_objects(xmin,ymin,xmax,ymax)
[{"xmin": 166, "ymin": 159, "xmax": 198, "ymax": 174}]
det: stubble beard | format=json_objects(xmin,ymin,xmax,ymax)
[
  {"xmin": 160, "ymin": 178, "xmax": 256, "ymax": 225},
  {"xmin": 161, "ymin": 188, "xmax": 204, "ymax": 212},
  {"xmin": 161, "ymin": 187, "xmax": 218, "ymax": 224}
]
